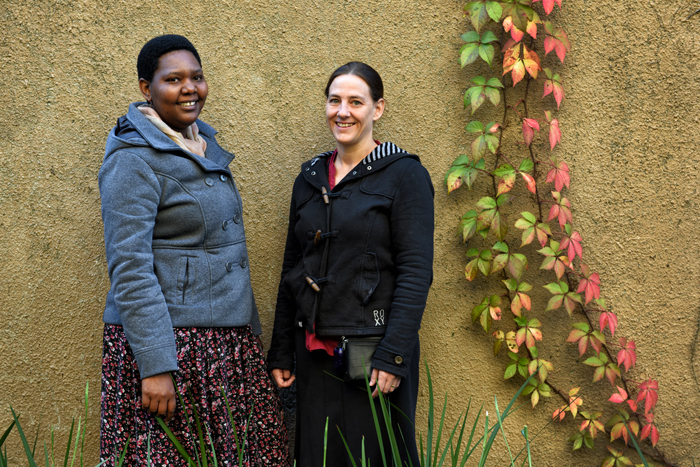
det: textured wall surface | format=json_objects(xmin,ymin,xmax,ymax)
[{"xmin": 1, "ymin": 0, "xmax": 699, "ymax": 465}]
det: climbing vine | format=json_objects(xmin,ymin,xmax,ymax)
[{"xmin": 447, "ymin": 1, "xmax": 674, "ymax": 465}]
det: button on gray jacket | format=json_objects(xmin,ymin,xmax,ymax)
[{"xmin": 99, "ymin": 102, "xmax": 261, "ymax": 379}]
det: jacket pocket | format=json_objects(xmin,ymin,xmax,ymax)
[
  {"xmin": 176, "ymin": 256, "xmax": 196, "ymax": 305},
  {"xmin": 358, "ymin": 252, "xmax": 380, "ymax": 306}
]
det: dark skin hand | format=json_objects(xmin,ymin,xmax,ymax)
[{"xmin": 142, "ymin": 372, "xmax": 176, "ymax": 422}]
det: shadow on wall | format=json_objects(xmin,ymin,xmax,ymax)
[{"xmin": 693, "ymin": 309, "xmax": 700, "ymax": 394}]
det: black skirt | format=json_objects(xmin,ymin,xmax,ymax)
[{"xmin": 294, "ymin": 329, "xmax": 420, "ymax": 467}]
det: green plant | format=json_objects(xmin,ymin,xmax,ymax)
[
  {"xmin": 337, "ymin": 361, "xmax": 536, "ymax": 467},
  {"xmin": 0, "ymin": 382, "xmax": 129, "ymax": 467},
  {"xmin": 156, "ymin": 379, "xmax": 252, "ymax": 467},
  {"xmin": 448, "ymin": 0, "xmax": 671, "ymax": 465}
]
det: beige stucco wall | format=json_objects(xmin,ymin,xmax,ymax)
[{"xmin": 1, "ymin": 0, "xmax": 699, "ymax": 465}]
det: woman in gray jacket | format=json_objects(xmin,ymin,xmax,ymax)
[{"xmin": 98, "ymin": 35, "xmax": 289, "ymax": 466}]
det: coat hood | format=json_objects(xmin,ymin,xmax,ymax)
[
  {"xmin": 104, "ymin": 102, "xmax": 233, "ymax": 170},
  {"xmin": 300, "ymin": 142, "xmax": 420, "ymax": 190}
]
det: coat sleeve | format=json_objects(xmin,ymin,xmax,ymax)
[
  {"xmin": 99, "ymin": 151, "xmax": 178, "ymax": 379},
  {"xmin": 372, "ymin": 160, "xmax": 435, "ymax": 378},
  {"xmin": 267, "ymin": 175, "xmax": 304, "ymax": 371}
]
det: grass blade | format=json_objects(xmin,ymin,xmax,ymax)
[
  {"xmin": 425, "ymin": 361, "xmax": 434, "ymax": 467},
  {"xmin": 375, "ymin": 388, "xmax": 402, "ymax": 466},
  {"xmin": 335, "ymin": 425, "xmax": 359, "ymax": 467},
  {"xmin": 69, "ymin": 418, "xmax": 81, "ymax": 467},
  {"xmin": 523, "ymin": 426, "xmax": 532, "ymax": 467},
  {"xmin": 363, "ymin": 369, "xmax": 388, "ymax": 467},
  {"xmin": 115, "ymin": 435, "xmax": 130, "ymax": 467},
  {"xmin": 478, "ymin": 368, "xmax": 539, "ymax": 467},
  {"xmin": 323, "ymin": 417, "xmax": 328, "ymax": 467},
  {"xmin": 221, "ymin": 387, "xmax": 246, "ymax": 466},
  {"xmin": 188, "ymin": 388, "xmax": 208, "ymax": 467},
  {"xmin": 461, "ymin": 405, "xmax": 483, "ymax": 466},
  {"xmin": 147, "ymin": 432, "xmax": 152, "ymax": 467},
  {"xmin": 10, "ymin": 406, "xmax": 38, "ymax": 467},
  {"xmin": 238, "ymin": 406, "xmax": 254, "ymax": 467},
  {"xmin": 80, "ymin": 382, "xmax": 88, "ymax": 467},
  {"xmin": 431, "ymin": 395, "xmax": 447, "ymax": 467},
  {"xmin": 172, "ymin": 376, "xmax": 200, "ymax": 467},
  {"xmin": 204, "ymin": 425, "xmax": 218, "ymax": 467},
  {"xmin": 493, "ymin": 396, "xmax": 514, "ymax": 466},
  {"xmin": 156, "ymin": 417, "xmax": 195, "ymax": 464},
  {"xmin": 44, "ymin": 442, "xmax": 50, "ymax": 467},
  {"xmin": 31, "ymin": 424, "xmax": 40, "ymax": 458},
  {"xmin": 62, "ymin": 418, "xmax": 74, "ymax": 467},
  {"xmin": 621, "ymin": 414, "xmax": 649, "ymax": 467},
  {"xmin": 0, "ymin": 420, "xmax": 15, "ymax": 449}
]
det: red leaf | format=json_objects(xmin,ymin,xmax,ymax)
[
  {"xmin": 617, "ymin": 337, "xmax": 637, "ymax": 372},
  {"xmin": 545, "ymin": 157, "xmax": 570, "ymax": 191},
  {"xmin": 640, "ymin": 422, "xmax": 659, "ymax": 446},
  {"xmin": 536, "ymin": 0, "xmax": 562, "ymax": 15},
  {"xmin": 600, "ymin": 311, "xmax": 618, "ymax": 336},
  {"xmin": 544, "ymin": 21, "xmax": 570, "ymax": 63},
  {"xmin": 521, "ymin": 172, "xmax": 537, "ymax": 194},
  {"xmin": 576, "ymin": 264, "xmax": 601, "ymax": 304},
  {"xmin": 542, "ymin": 70, "xmax": 564, "ymax": 108},
  {"xmin": 608, "ymin": 386, "xmax": 627, "ymax": 404},
  {"xmin": 548, "ymin": 119, "xmax": 561, "ymax": 149},
  {"xmin": 636, "ymin": 379, "xmax": 659, "ymax": 413},
  {"xmin": 626, "ymin": 399, "xmax": 638, "ymax": 412},
  {"xmin": 651, "ymin": 425, "xmax": 660, "ymax": 446},
  {"xmin": 522, "ymin": 118, "xmax": 540, "ymax": 147},
  {"xmin": 559, "ymin": 230, "xmax": 582, "ymax": 262},
  {"xmin": 503, "ymin": 43, "xmax": 541, "ymax": 86},
  {"xmin": 503, "ymin": 16, "xmax": 525, "ymax": 42}
]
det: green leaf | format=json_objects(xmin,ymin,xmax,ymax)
[
  {"xmin": 518, "ymin": 159, "xmax": 534, "ymax": 172},
  {"xmin": 492, "ymin": 241, "xmax": 509, "ymax": 253},
  {"xmin": 485, "ymin": 1, "xmax": 502, "ymax": 22},
  {"xmin": 460, "ymin": 43, "xmax": 481, "ymax": 67},
  {"xmin": 486, "ymin": 77, "xmax": 505, "ymax": 88},
  {"xmin": 466, "ymin": 121, "xmax": 485, "ymax": 133},
  {"xmin": 460, "ymin": 211, "xmax": 478, "ymax": 242},
  {"xmin": 479, "ymin": 43, "xmax": 495, "ymax": 67},
  {"xmin": 465, "ymin": 1, "xmax": 499, "ymax": 32},
  {"xmin": 481, "ymin": 30, "xmax": 499, "ymax": 43},
  {"xmin": 460, "ymin": 31, "xmax": 481, "ymax": 42},
  {"xmin": 504, "ymin": 362, "xmax": 517, "ymax": 379},
  {"xmin": 493, "ymin": 164, "xmax": 514, "ymax": 178},
  {"xmin": 543, "ymin": 282, "xmax": 563, "ymax": 294},
  {"xmin": 476, "ymin": 197, "xmax": 497, "ymax": 210}
]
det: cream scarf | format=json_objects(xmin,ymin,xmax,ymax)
[{"xmin": 138, "ymin": 105, "xmax": 207, "ymax": 158}]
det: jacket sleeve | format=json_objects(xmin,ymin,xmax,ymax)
[
  {"xmin": 267, "ymin": 176, "xmax": 304, "ymax": 371},
  {"xmin": 372, "ymin": 160, "xmax": 435, "ymax": 378},
  {"xmin": 99, "ymin": 151, "xmax": 178, "ymax": 379}
]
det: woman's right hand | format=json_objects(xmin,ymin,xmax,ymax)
[
  {"xmin": 141, "ymin": 372, "xmax": 176, "ymax": 422},
  {"xmin": 271, "ymin": 369, "xmax": 296, "ymax": 388}
]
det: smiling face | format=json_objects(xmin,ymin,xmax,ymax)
[
  {"xmin": 139, "ymin": 49, "xmax": 208, "ymax": 135},
  {"xmin": 325, "ymin": 74, "xmax": 385, "ymax": 151}
]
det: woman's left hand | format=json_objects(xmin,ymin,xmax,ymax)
[{"xmin": 369, "ymin": 369, "xmax": 401, "ymax": 398}]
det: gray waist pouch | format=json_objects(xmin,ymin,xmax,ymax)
[{"xmin": 338, "ymin": 336, "xmax": 383, "ymax": 382}]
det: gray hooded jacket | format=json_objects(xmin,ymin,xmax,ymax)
[{"xmin": 99, "ymin": 102, "xmax": 261, "ymax": 379}]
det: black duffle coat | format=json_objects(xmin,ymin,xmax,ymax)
[{"xmin": 268, "ymin": 142, "xmax": 435, "ymax": 378}]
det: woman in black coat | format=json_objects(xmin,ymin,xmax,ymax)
[{"xmin": 268, "ymin": 62, "xmax": 434, "ymax": 467}]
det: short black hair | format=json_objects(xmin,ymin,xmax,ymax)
[
  {"xmin": 137, "ymin": 35, "xmax": 202, "ymax": 82},
  {"xmin": 324, "ymin": 62, "xmax": 384, "ymax": 102}
]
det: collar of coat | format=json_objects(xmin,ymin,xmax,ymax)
[
  {"xmin": 300, "ymin": 142, "xmax": 417, "ymax": 189},
  {"xmin": 104, "ymin": 102, "xmax": 234, "ymax": 173}
]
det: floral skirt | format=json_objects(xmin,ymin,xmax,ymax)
[{"xmin": 100, "ymin": 324, "xmax": 290, "ymax": 466}]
